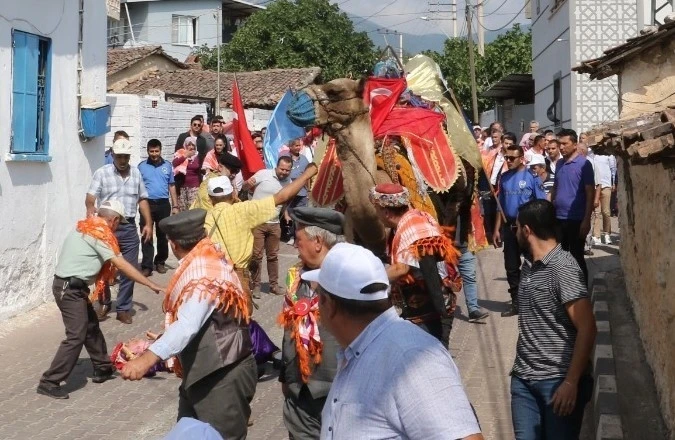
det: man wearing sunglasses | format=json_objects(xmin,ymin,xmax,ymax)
[
  {"xmin": 494, "ymin": 133, "xmax": 547, "ymax": 317},
  {"xmin": 175, "ymin": 115, "xmax": 209, "ymax": 165}
]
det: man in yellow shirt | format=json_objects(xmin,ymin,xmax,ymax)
[
  {"xmin": 192, "ymin": 151, "xmax": 242, "ymax": 211},
  {"xmin": 204, "ymin": 164, "xmax": 317, "ymax": 300}
]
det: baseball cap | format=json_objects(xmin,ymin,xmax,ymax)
[
  {"xmin": 528, "ymin": 154, "xmax": 546, "ymax": 167},
  {"xmin": 99, "ymin": 199, "xmax": 128, "ymax": 223},
  {"xmin": 301, "ymin": 243, "xmax": 389, "ymax": 301},
  {"xmin": 472, "ymin": 125, "xmax": 482, "ymax": 131},
  {"xmin": 207, "ymin": 176, "xmax": 233, "ymax": 197},
  {"xmin": 111, "ymin": 138, "xmax": 133, "ymax": 155}
]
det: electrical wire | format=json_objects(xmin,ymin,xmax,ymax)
[
  {"xmin": 354, "ymin": 0, "xmax": 401, "ymax": 26},
  {"xmin": 480, "ymin": 0, "xmax": 509, "ymax": 18},
  {"xmin": 0, "ymin": 0, "xmax": 66, "ymax": 36},
  {"xmin": 477, "ymin": 1, "xmax": 528, "ymax": 32}
]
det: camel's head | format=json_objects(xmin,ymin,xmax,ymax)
[{"xmin": 287, "ymin": 78, "xmax": 368, "ymax": 136}]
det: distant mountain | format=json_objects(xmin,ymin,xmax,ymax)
[{"xmin": 353, "ymin": 16, "xmax": 530, "ymax": 55}]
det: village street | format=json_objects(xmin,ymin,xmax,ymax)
[{"xmin": 0, "ymin": 239, "xmax": 621, "ymax": 440}]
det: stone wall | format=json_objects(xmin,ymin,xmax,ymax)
[
  {"xmin": 620, "ymin": 39, "xmax": 675, "ymax": 119},
  {"xmin": 617, "ymin": 156, "xmax": 675, "ymax": 435}
]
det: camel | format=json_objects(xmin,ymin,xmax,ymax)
[{"xmin": 287, "ymin": 77, "xmax": 473, "ymax": 257}]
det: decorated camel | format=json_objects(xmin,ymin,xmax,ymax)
[{"xmin": 286, "ymin": 55, "xmax": 487, "ymax": 256}]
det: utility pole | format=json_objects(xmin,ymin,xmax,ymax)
[
  {"xmin": 466, "ymin": 2, "xmax": 479, "ymax": 124},
  {"xmin": 428, "ymin": 2, "xmax": 457, "ymax": 38},
  {"xmin": 378, "ymin": 29, "xmax": 404, "ymax": 62},
  {"xmin": 216, "ymin": 7, "xmax": 221, "ymax": 116},
  {"xmin": 477, "ymin": 1, "xmax": 485, "ymax": 56},
  {"xmin": 452, "ymin": 2, "xmax": 457, "ymax": 37}
]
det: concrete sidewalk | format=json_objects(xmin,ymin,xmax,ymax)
[{"xmin": 0, "ymin": 240, "xmax": 618, "ymax": 439}]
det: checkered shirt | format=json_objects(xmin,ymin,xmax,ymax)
[{"xmin": 88, "ymin": 164, "xmax": 148, "ymax": 218}]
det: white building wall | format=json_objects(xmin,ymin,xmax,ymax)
[
  {"xmin": 221, "ymin": 108, "xmax": 273, "ymax": 132},
  {"xmin": 129, "ymin": 0, "xmax": 221, "ymax": 62},
  {"xmin": 531, "ymin": 0, "xmax": 572, "ymax": 131},
  {"xmin": 0, "ymin": 0, "xmax": 108, "ymax": 320},
  {"xmin": 572, "ymin": 0, "xmax": 639, "ymax": 133},
  {"xmin": 106, "ymin": 94, "xmax": 207, "ymax": 165}
]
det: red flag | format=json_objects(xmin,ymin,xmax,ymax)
[
  {"xmin": 232, "ymin": 79, "xmax": 265, "ymax": 179},
  {"xmin": 363, "ymin": 77, "xmax": 407, "ymax": 135}
]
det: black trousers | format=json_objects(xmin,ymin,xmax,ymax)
[
  {"xmin": 284, "ymin": 385, "xmax": 327, "ymax": 440},
  {"xmin": 139, "ymin": 199, "xmax": 171, "ymax": 270},
  {"xmin": 559, "ymin": 219, "xmax": 589, "ymax": 284},
  {"xmin": 481, "ymin": 196, "xmax": 497, "ymax": 244},
  {"xmin": 41, "ymin": 277, "xmax": 111, "ymax": 386},
  {"xmin": 177, "ymin": 354, "xmax": 257, "ymax": 440},
  {"xmin": 502, "ymin": 222, "xmax": 524, "ymax": 302}
]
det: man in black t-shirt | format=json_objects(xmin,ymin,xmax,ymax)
[{"xmin": 175, "ymin": 115, "xmax": 210, "ymax": 164}]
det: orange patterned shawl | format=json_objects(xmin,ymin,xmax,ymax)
[
  {"xmin": 163, "ymin": 237, "xmax": 249, "ymax": 325},
  {"xmin": 76, "ymin": 217, "xmax": 120, "ymax": 301}
]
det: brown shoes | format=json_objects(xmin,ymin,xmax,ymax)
[
  {"xmin": 116, "ymin": 311, "xmax": 133, "ymax": 324},
  {"xmin": 141, "ymin": 268, "xmax": 152, "ymax": 277},
  {"xmin": 155, "ymin": 263, "xmax": 167, "ymax": 274},
  {"xmin": 270, "ymin": 286, "xmax": 286, "ymax": 296},
  {"xmin": 96, "ymin": 304, "xmax": 111, "ymax": 321}
]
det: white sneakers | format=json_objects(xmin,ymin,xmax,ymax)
[{"xmin": 592, "ymin": 234, "xmax": 614, "ymax": 245}]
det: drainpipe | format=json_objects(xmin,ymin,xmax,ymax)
[
  {"xmin": 125, "ymin": 3, "xmax": 136, "ymax": 44},
  {"xmin": 77, "ymin": 0, "xmax": 87, "ymax": 142}
]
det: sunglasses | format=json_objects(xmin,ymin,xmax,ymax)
[
  {"xmin": 505, "ymin": 155, "xmax": 521, "ymax": 161},
  {"xmin": 192, "ymin": 123, "xmax": 202, "ymax": 127}
]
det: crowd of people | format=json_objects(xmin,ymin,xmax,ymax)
[{"xmin": 35, "ymin": 112, "xmax": 611, "ymax": 440}]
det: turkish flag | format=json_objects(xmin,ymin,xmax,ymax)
[
  {"xmin": 363, "ymin": 77, "xmax": 407, "ymax": 135},
  {"xmin": 232, "ymin": 79, "xmax": 265, "ymax": 179}
]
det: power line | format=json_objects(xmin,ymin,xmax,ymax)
[
  {"xmin": 354, "ymin": 0, "xmax": 401, "ymax": 26},
  {"xmin": 480, "ymin": 0, "xmax": 508, "ymax": 18},
  {"xmin": 477, "ymin": 0, "xmax": 528, "ymax": 32}
]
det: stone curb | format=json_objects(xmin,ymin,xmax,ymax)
[{"xmin": 590, "ymin": 272, "xmax": 624, "ymax": 440}]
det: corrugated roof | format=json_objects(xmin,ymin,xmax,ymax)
[
  {"xmin": 119, "ymin": 67, "xmax": 322, "ymax": 108},
  {"xmin": 573, "ymin": 19, "xmax": 675, "ymax": 80},
  {"xmin": 107, "ymin": 46, "xmax": 186, "ymax": 76}
]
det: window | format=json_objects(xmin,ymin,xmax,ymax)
[
  {"xmin": 11, "ymin": 30, "xmax": 51, "ymax": 157},
  {"xmin": 172, "ymin": 15, "xmax": 198, "ymax": 46}
]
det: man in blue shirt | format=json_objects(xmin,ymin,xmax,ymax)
[
  {"xmin": 138, "ymin": 139, "xmax": 179, "ymax": 276},
  {"xmin": 282, "ymin": 137, "xmax": 310, "ymax": 243},
  {"xmin": 494, "ymin": 134, "xmax": 547, "ymax": 317},
  {"xmin": 551, "ymin": 129, "xmax": 595, "ymax": 284}
]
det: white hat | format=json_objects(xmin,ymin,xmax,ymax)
[
  {"xmin": 111, "ymin": 138, "xmax": 133, "ymax": 155},
  {"xmin": 207, "ymin": 176, "xmax": 233, "ymax": 197},
  {"xmin": 529, "ymin": 154, "xmax": 546, "ymax": 167},
  {"xmin": 472, "ymin": 125, "xmax": 482, "ymax": 131},
  {"xmin": 99, "ymin": 199, "xmax": 128, "ymax": 223},
  {"xmin": 301, "ymin": 243, "xmax": 389, "ymax": 301}
]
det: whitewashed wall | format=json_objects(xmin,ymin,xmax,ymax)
[
  {"xmin": 221, "ymin": 108, "xmax": 274, "ymax": 132},
  {"xmin": 106, "ymin": 94, "xmax": 207, "ymax": 165},
  {"xmin": 0, "ymin": 0, "xmax": 108, "ymax": 320}
]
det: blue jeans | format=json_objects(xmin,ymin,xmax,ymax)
[
  {"xmin": 511, "ymin": 375, "xmax": 593, "ymax": 440},
  {"xmin": 457, "ymin": 245, "xmax": 479, "ymax": 313},
  {"xmin": 102, "ymin": 221, "xmax": 140, "ymax": 312}
]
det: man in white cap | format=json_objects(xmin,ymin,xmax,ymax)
[
  {"xmin": 204, "ymin": 164, "xmax": 317, "ymax": 302},
  {"xmin": 529, "ymin": 153, "xmax": 554, "ymax": 200},
  {"xmin": 86, "ymin": 138, "xmax": 154, "ymax": 324},
  {"xmin": 303, "ymin": 243, "xmax": 483, "ymax": 439},
  {"xmin": 38, "ymin": 200, "xmax": 164, "ymax": 399}
]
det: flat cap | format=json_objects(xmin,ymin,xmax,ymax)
[
  {"xmin": 289, "ymin": 207, "xmax": 345, "ymax": 235},
  {"xmin": 159, "ymin": 209, "xmax": 207, "ymax": 241}
]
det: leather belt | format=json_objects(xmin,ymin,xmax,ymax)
[{"xmin": 54, "ymin": 275, "xmax": 89, "ymax": 290}]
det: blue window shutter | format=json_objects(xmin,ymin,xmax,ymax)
[{"xmin": 11, "ymin": 31, "xmax": 39, "ymax": 153}]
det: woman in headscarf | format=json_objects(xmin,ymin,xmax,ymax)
[
  {"xmin": 173, "ymin": 136, "xmax": 202, "ymax": 211},
  {"xmin": 202, "ymin": 135, "xmax": 229, "ymax": 173}
]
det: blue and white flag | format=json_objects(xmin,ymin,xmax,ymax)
[{"xmin": 263, "ymin": 90, "xmax": 305, "ymax": 169}]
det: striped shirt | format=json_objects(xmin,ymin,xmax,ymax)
[
  {"xmin": 512, "ymin": 244, "xmax": 589, "ymax": 380},
  {"xmin": 88, "ymin": 164, "xmax": 148, "ymax": 218},
  {"xmin": 540, "ymin": 172, "xmax": 555, "ymax": 195}
]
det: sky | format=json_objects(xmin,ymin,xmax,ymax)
[
  {"xmin": 250, "ymin": 0, "xmax": 531, "ymax": 51},
  {"xmin": 334, "ymin": 0, "xmax": 530, "ymax": 38}
]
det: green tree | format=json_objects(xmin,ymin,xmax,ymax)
[
  {"xmin": 197, "ymin": 0, "xmax": 377, "ymax": 81},
  {"xmin": 428, "ymin": 24, "xmax": 532, "ymax": 115}
]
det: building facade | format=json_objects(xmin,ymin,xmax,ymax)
[
  {"xmin": 0, "ymin": 0, "xmax": 108, "ymax": 320},
  {"xmin": 530, "ymin": 0, "xmax": 665, "ymax": 132},
  {"xmin": 108, "ymin": 0, "xmax": 264, "ymax": 62}
]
